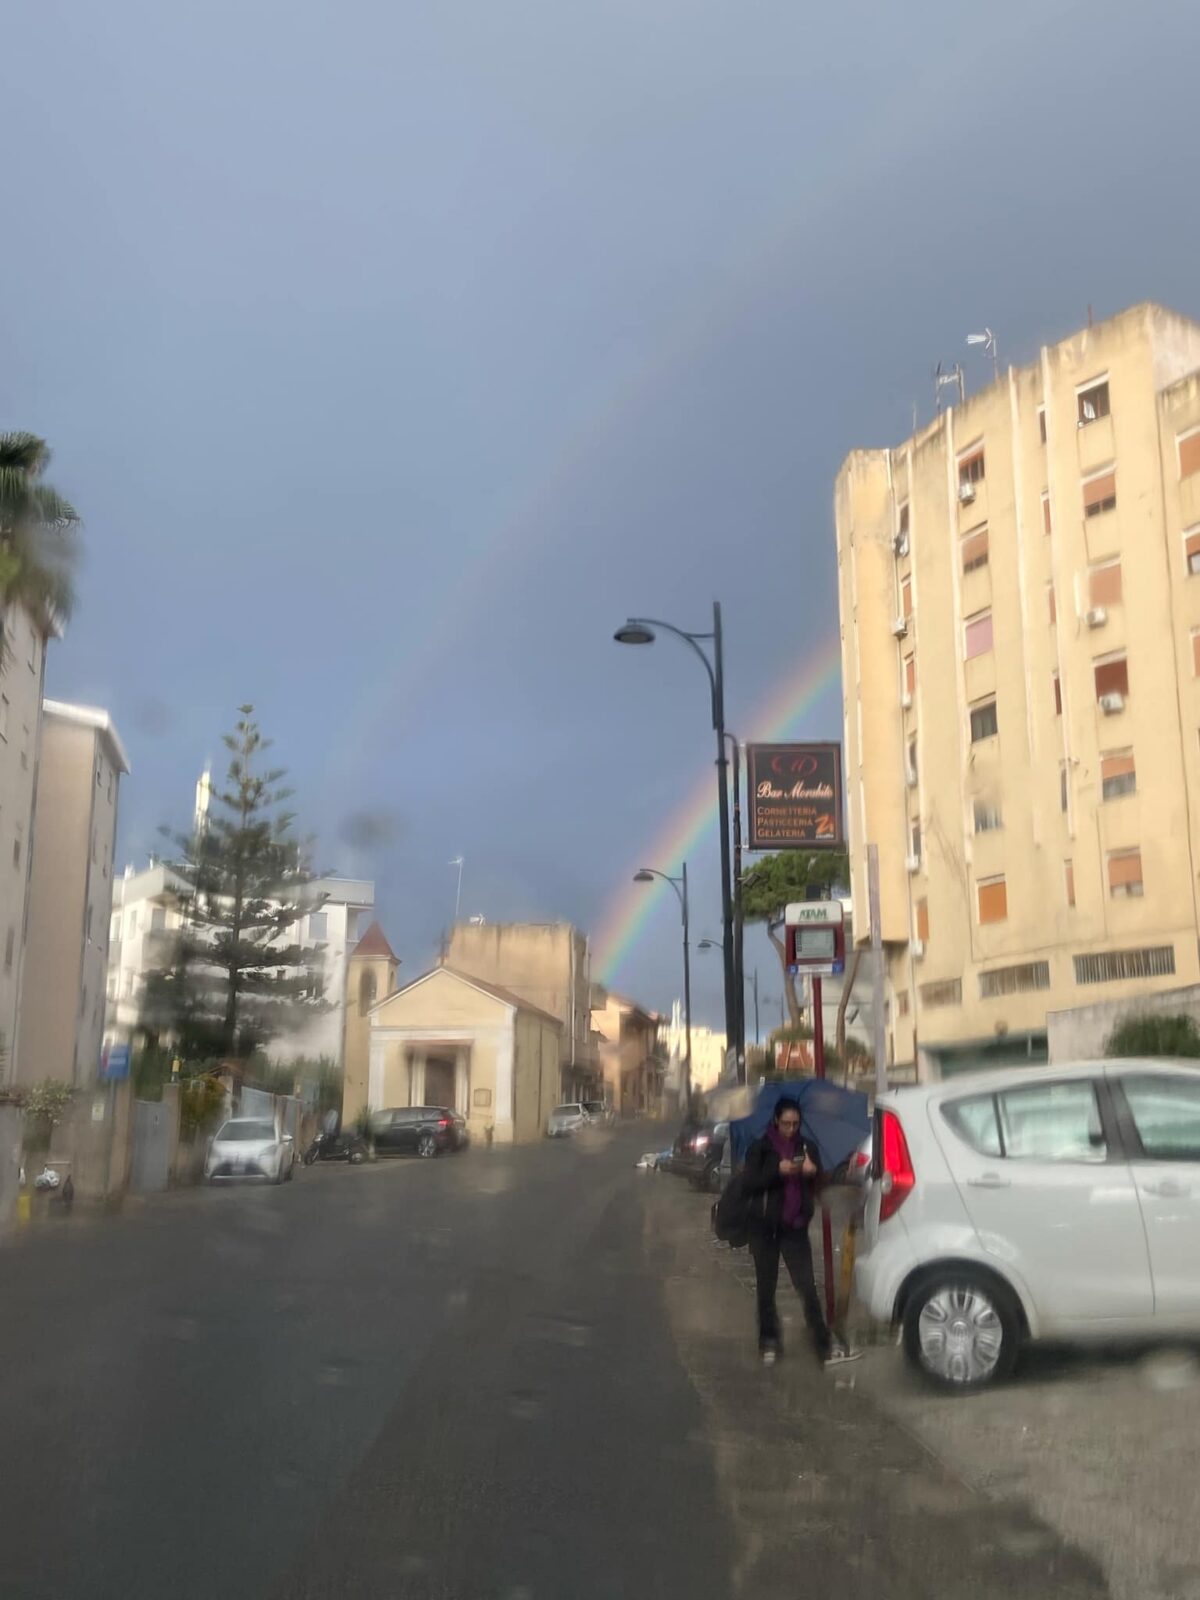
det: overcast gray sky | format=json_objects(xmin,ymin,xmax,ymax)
[{"xmin": 5, "ymin": 0, "xmax": 1199, "ymax": 1024}]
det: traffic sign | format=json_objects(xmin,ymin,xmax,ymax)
[
  {"xmin": 100, "ymin": 1043, "xmax": 131, "ymax": 1082},
  {"xmin": 785, "ymin": 901, "xmax": 844, "ymax": 926},
  {"xmin": 788, "ymin": 961, "xmax": 845, "ymax": 978}
]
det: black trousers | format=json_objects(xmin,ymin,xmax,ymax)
[{"xmin": 750, "ymin": 1223, "xmax": 831, "ymax": 1358}]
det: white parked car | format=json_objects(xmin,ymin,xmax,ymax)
[
  {"xmin": 856, "ymin": 1060, "xmax": 1200, "ymax": 1389},
  {"xmin": 546, "ymin": 1103, "xmax": 587, "ymax": 1138},
  {"xmin": 581, "ymin": 1100, "xmax": 614, "ymax": 1127},
  {"xmin": 205, "ymin": 1117, "xmax": 295, "ymax": 1184}
]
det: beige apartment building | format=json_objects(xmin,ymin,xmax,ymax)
[
  {"xmin": 591, "ymin": 989, "xmax": 662, "ymax": 1112},
  {"xmin": 445, "ymin": 921, "xmax": 599, "ymax": 1099},
  {"xmin": 18, "ymin": 701, "xmax": 128, "ymax": 1086},
  {"xmin": 836, "ymin": 301, "xmax": 1200, "ymax": 1077}
]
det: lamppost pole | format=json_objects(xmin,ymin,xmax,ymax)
[
  {"xmin": 725, "ymin": 730, "xmax": 745, "ymax": 1081},
  {"xmin": 634, "ymin": 865, "xmax": 691, "ymax": 1111},
  {"xmin": 614, "ymin": 603, "xmax": 736, "ymax": 1068}
]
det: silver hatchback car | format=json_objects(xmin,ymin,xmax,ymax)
[{"xmin": 546, "ymin": 1103, "xmax": 587, "ymax": 1138}]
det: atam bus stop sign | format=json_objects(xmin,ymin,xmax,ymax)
[{"xmin": 785, "ymin": 899, "xmax": 845, "ymax": 978}]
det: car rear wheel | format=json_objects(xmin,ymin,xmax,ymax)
[
  {"xmin": 902, "ymin": 1270, "xmax": 1020, "ymax": 1390},
  {"xmin": 348, "ymin": 1147, "xmax": 366, "ymax": 1165},
  {"xmin": 417, "ymin": 1132, "xmax": 438, "ymax": 1159}
]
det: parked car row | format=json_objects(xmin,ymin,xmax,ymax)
[
  {"xmin": 655, "ymin": 1120, "xmax": 730, "ymax": 1191},
  {"xmin": 205, "ymin": 1105, "xmax": 470, "ymax": 1182}
]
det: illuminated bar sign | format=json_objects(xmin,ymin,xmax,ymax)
[{"xmin": 746, "ymin": 742, "xmax": 843, "ymax": 851}]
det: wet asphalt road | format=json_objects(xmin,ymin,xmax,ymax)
[
  {"xmin": 0, "ymin": 1127, "xmax": 729, "ymax": 1600},
  {"xmin": 0, "ymin": 1125, "xmax": 1109, "ymax": 1599}
]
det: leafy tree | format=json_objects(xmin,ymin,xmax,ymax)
[
  {"xmin": 149, "ymin": 707, "xmax": 327, "ymax": 1060},
  {"xmin": 1105, "ymin": 1013, "xmax": 1200, "ymax": 1059},
  {"xmin": 0, "ymin": 432, "xmax": 80, "ymax": 666},
  {"xmin": 741, "ymin": 851, "xmax": 849, "ymax": 1025}
]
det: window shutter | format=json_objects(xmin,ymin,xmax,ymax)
[
  {"xmin": 1083, "ymin": 471, "xmax": 1116, "ymax": 513},
  {"xmin": 1108, "ymin": 851, "xmax": 1143, "ymax": 890},
  {"xmin": 1180, "ymin": 432, "xmax": 1200, "ymax": 479},
  {"xmin": 978, "ymin": 879, "xmax": 1008, "ymax": 924}
]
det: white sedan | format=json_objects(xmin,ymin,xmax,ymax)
[
  {"xmin": 205, "ymin": 1117, "xmax": 295, "ymax": 1184},
  {"xmin": 856, "ymin": 1059, "xmax": 1200, "ymax": 1389}
]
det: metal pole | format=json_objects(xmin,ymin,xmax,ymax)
[
  {"xmin": 452, "ymin": 857, "xmax": 464, "ymax": 924},
  {"xmin": 868, "ymin": 843, "xmax": 887, "ymax": 1101},
  {"xmin": 753, "ymin": 968, "xmax": 760, "ymax": 1046},
  {"xmin": 711, "ymin": 602, "xmax": 736, "ymax": 1059},
  {"xmin": 729, "ymin": 733, "xmax": 746, "ymax": 1081},
  {"xmin": 811, "ymin": 973, "xmax": 836, "ymax": 1326},
  {"xmin": 681, "ymin": 860, "xmax": 693, "ymax": 1113}
]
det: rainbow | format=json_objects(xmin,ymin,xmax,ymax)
[{"xmin": 593, "ymin": 633, "xmax": 843, "ymax": 986}]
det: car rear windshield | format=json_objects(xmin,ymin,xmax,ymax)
[
  {"xmin": 553, "ymin": 1105, "xmax": 582, "ymax": 1115},
  {"xmin": 218, "ymin": 1120, "xmax": 275, "ymax": 1142},
  {"xmin": 582, "ymin": 1102, "xmax": 605, "ymax": 1113}
]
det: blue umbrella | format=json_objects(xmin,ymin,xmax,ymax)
[{"xmin": 729, "ymin": 1079, "xmax": 870, "ymax": 1173}]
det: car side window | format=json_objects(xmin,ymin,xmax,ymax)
[
  {"xmin": 942, "ymin": 1094, "xmax": 1002, "ymax": 1157},
  {"xmin": 997, "ymin": 1081, "xmax": 1106, "ymax": 1163},
  {"xmin": 1122, "ymin": 1075, "xmax": 1200, "ymax": 1160}
]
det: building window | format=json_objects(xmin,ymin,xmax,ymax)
[
  {"xmin": 979, "ymin": 961, "xmax": 1051, "ymax": 999},
  {"xmin": 909, "ymin": 818, "xmax": 921, "ymax": 861},
  {"xmin": 3, "ymin": 928, "xmax": 13, "ymax": 971},
  {"xmin": 969, "ymin": 697, "xmax": 998, "ymax": 742},
  {"xmin": 1094, "ymin": 653, "xmax": 1129, "ymax": 702},
  {"xmin": 974, "ymin": 800, "xmax": 1002, "ymax": 833},
  {"xmin": 1108, "ymin": 848, "xmax": 1144, "ymax": 898},
  {"xmin": 959, "ymin": 446, "xmax": 985, "ymax": 487},
  {"xmin": 12, "ymin": 838, "xmax": 20, "ymax": 870},
  {"xmin": 308, "ymin": 912, "xmax": 328, "ymax": 941},
  {"xmin": 1065, "ymin": 859, "xmax": 1076, "ymax": 908},
  {"xmin": 1077, "ymin": 379, "xmax": 1110, "ymax": 424},
  {"xmin": 1089, "ymin": 560, "xmax": 1122, "ymax": 608},
  {"xmin": 898, "ymin": 502, "xmax": 909, "ymax": 536},
  {"xmin": 915, "ymin": 897, "xmax": 929, "ymax": 942},
  {"xmin": 1180, "ymin": 430, "xmax": 1200, "ymax": 480},
  {"xmin": 964, "ymin": 609, "xmax": 993, "ymax": 660},
  {"xmin": 1053, "ymin": 671, "xmax": 1062, "ymax": 716},
  {"xmin": 126, "ymin": 910, "xmax": 138, "ymax": 938},
  {"xmin": 1042, "ymin": 492, "xmax": 1052, "ymax": 536},
  {"xmin": 358, "ymin": 969, "xmax": 378, "ymax": 1016},
  {"xmin": 920, "ymin": 977, "xmax": 962, "ymax": 1008},
  {"xmin": 903, "ymin": 653, "xmax": 916, "ymax": 697},
  {"xmin": 901, "ymin": 575, "xmax": 912, "ymax": 618},
  {"xmin": 0, "ymin": 695, "xmax": 8, "ymax": 741},
  {"xmin": 1101, "ymin": 749, "xmax": 1136, "ymax": 800},
  {"xmin": 977, "ymin": 875, "xmax": 1008, "ymax": 924},
  {"xmin": 906, "ymin": 737, "xmax": 918, "ymax": 784},
  {"xmin": 961, "ymin": 525, "xmax": 989, "ymax": 573},
  {"xmin": 110, "ymin": 914, "xmax": 119, "ymax": 943},
  {"xmin": 1184, "ymin": 527, "xmax": 1200, "ymax": 575},
  {"xmin": 897, "ymin": 989, "xmax": 910, "ymax": 1017},
  {"xmin": 1083, "ymin": 469, "xmax": 1117, "ymax": 517},
  {"xmin": 1193, "ymin": 630, "xmax": 1200, "ymax": 678},
  {"xmin": 1060, "ymin": 764, "xmax": 1069, "ymax": 813},
  {"xmin": 1075, "ymin": 945, "xmax": 1175, "ymax": 985},
  {"xmin": 1047, "ymin": 584, "xmax": 1056, "ymax": 624},
  {"xmin": 150, "ymin": 905, "xmax": 166, "ymax": 932},
  {"xmin": 1038, "ymin": 407, "xmax": 1047, "ymax": 444}
]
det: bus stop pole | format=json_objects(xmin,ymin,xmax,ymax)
[{"xmin": 811, "ymin": 975, "xmax": 837, "ymax": 1326}]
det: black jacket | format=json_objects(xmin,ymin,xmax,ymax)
[{"xmin": 740, "ymin": 1133, "xmax": 822, "ymax": 1235}]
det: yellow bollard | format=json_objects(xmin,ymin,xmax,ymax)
[{"xmin": 17, "ymin": 1191, "xmax": 32, "ymax": 1227}]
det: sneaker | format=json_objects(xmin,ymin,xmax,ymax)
[{"xmin": 823, "ymin": 1347, "xmax": 862, "ymax": 1368}]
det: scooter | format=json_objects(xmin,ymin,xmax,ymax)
[{"xmin": 302, "ymin": 1125, "xmax": 370, "ymax": 1166}]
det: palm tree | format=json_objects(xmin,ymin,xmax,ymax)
[{"xmin": 0, "ymin": 431, "xmax": 80, "ymax": 665}]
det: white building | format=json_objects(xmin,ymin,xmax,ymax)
[
  {"xmin": 104, "ymin": 866, "xmax": 374, "ymax": 1069},
  {"xmin": 0, "ymin": 602, "xmax": 52, "ymax": 1083},
  {"xmin": 18, "ymin": 702, "xmax": 129, "ymax": 1086}
]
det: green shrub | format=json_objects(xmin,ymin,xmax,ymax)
[
  {"xmin": 1105, "ymin": 1013, "xmax": 1200, "ymax": 1058},
  {"xmin": 179, "ymin": 1073, "xmax": 226, "ymax": 1139}
]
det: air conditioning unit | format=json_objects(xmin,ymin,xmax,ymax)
[
  {"xmin": 905, "ymin": 854, "xmax": 920, "ymax": 873},
  {"xmin": 1099, "ymin": 691, "xmax": 1125, "ymax": 715},
  {"xmin": 893, "ymin": 532, "xmax": 910, "ymax": 557},
  {"xmin": 911, "ymin": 940, "xmax": 925, "ymax": 960},
  {"xmin": 958, "ymin": 481, "xmax": 976, "ymax": 504},
  {"xmin": 1085, "ymin": 606, "xmax": 1108, "ymax": 629},
  {"xmin": 892, "ymin": 617, "xmax": 908, "ymax": 638},
  {"xmin": 900, "ymin": 692, "xmax": 913, "ymax": 710}
]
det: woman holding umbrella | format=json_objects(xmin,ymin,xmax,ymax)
[{"xmin": 741, "ymin": 1095, "xmax": 858, "ymax": 1367}]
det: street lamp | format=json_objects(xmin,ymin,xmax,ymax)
[
  {"xmin": 615, "ymin": 603, "xmax": 736, "ymax": 1068},
  {"xmin": 634, "ymin": 863, "xmax": 692, "ymax": 1109}
]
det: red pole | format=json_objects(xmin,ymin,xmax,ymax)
[{"xmin": 812, "ymin": 975, "xmax": 836, "ymax": 1326}]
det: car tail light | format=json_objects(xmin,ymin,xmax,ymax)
[
  {"xmin": 878, "ymin": 1110, "xmax": 915, "ymax": 1222},
  {"xmin": 437, "ymin": 1117, "xmax": 451, "ymax": 1128}
]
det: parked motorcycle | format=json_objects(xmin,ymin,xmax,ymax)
[{"xmin": 302, "ymin": 1121, "xmax": 370, "ymax": 1166}]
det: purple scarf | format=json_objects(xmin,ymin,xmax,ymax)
[{"xmin": 767, "ymin": 1124, "xmax": 805, "ymax": 1229}]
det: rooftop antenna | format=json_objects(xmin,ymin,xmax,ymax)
[
  {"xmin": 934, "ymin": 361, "xmax": 965, "ymax": 414},
  {"xmin": 449, "ymin": 855, "xmax": 464, "ymax": 923},
  {"xmin": 966, "ymin": 328, "xmax": 999, "ymax": 381}
]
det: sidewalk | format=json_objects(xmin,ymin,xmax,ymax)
[{"xmin": 642, "ymin": 1171, "xmax": 1109, "ymax": 1599}]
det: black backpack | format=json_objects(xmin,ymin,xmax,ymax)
[{"xmin": 711, "ymin": 1170, "xmax": 755, "ymax": 1249}]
